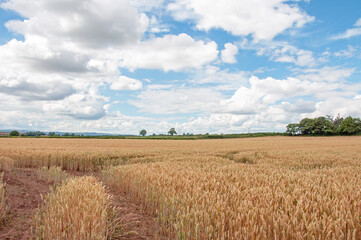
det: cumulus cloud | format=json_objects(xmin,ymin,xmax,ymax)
[
  {"xmin": 218, "ymin": 76, "xmax": 317, "ymax": 115},
  {"xmin": 118, "ymin": 33, "xmax": 218, "ymax": 71},
  {"xmin": 42, "ymin": 85, "xmax": 107, "ymax": 120},
  {"xmin": 0, "ymin": 0, "xmax": 152, "ymax": 106},
  {"xmin": 110, "ymin": 76, "xmax": 143, "ymax": 90},
  {"xmin": 280, "ymin": 100, "xmax": 316, "ymax": 113},
  {"xmin": 217, "ymin": 74, "xmax": 359, "ymax": 120},
  {"xmin": 0, "ymin": 79, "xmax": 75, "ymax": 101},
  {"xmin": 168, "ymin": 0, "xmax": 314, "ymax": 41},
  {"xmin": 0, "ymin": 0, "xmax": 359, "ymax": 134},
  {"xmin": 2, "ymin": 0, "xmax": 149, "ymax": 49},
  {"xmin": 221, "ymin": 43, "xmax": 238, "ymax": 63},
  {"xmin": 129, "ymin": 87, "xmax": 223, "ymax": 114},
  {"xmin": 177, "ymin": 73, "xmax": 361, "ymax": 133}
]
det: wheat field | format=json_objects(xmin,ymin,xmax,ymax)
[{"xmin": 0, "ymin": 136, "xmax": 360, "ymax": 239}]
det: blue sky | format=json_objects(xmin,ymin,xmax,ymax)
[{"xmin": 0, "ymin": 0, "xmax": 360, "ymax": 134}]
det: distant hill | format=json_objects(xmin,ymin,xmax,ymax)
[{"xmin": 0, "ymin": 129, "xmax": 134, "ymax": 136}]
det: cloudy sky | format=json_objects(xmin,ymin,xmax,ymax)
[{"xmin": 0, "ymin": 0, "xmax": 360, "ymax": 134}]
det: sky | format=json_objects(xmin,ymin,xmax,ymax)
[{"xmin": 0, "ymin": 0, "xmax": 360, "ymax": 135}]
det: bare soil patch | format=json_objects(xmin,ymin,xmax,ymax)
[
  {"xmin": 0, "ymin": 168, "xmax": 161, "ymax": 240},
  {"xmin": 107, "ymin": 187, "xmax": 165, "ymax": 240},
  {"xmin": 0, "ymin": 168, "xmax": 51, "ymax": 240}
]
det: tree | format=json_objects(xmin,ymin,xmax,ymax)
[
  {"xmin": 286, "ymin": 123, "xmax": 300, "ymax": 135},
  {"xmin": 312, "ymin": 116, "xmax": 334, "ymax": 135},
  {"xmin": 168, "ymin": 128, "xmax": 177, "ymax": 136},
  {"xmin": 48, "ymin": 132, "xmax": 56, "ymax": 136},
  {"xmin": 338, "ymin": 117, "xmax": 361, "ymax": 135},
  {"xmin": 332, "ymin": 114, "xmax": 343, "ymax": 132},
  {"xmin": 25, "ymin": 131, "xmax": 46, "ymax": 136},
  {"xmin": 298, "ymin": 118, "xmax": 315, "ymax": 135},
  {"xmin": 139, "ymin": 129, "xmax": 147, "ymax": 136},
  {"xmin": 9, "ymin": 130, "xmax": 19, "ymax": 136}
]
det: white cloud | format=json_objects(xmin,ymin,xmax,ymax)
[
  {"xmin": 146, "ymin": 84, "xmax": 174, "ymax": 90},
  {"xmin": 177, "ymin": 72, "xmax": 361, "ymax": 133},
  {"xmin": 167, "ymin": 0, "xmax": 314, "ymax": 41},
  {"xmin": 118, "ymin": 33, "xmax": 218, "ymax": 71},
  {"xmin": 221, "ymin": 43, "xmax": 238, "ymax": 63},
  {"xmin": 355, "ymin": 18, "xmax": 361, "ymax": 27},
  {"xmin": 280, "ymin": 100, "xmax": 316, "ymax": 113},
  {"xmin": 308, "ymin": 97, "xmax": 361, "ymax": 119},
  {"xmin": 2, "ymin": 0, "xmax": 149, "ymax": 49},
  {"xmin": 332, "ymin": 18, "xmax": 361, "ymax": 40},
  {"xmin": 189, "ymin": 66, "xmax": 250, "ymax": 90},
  {"xmin": 295, "ymin": 66, "xmax": 354, "ymax": 82},
  {"xmin": 0, "ymin": 0, "xmax": 360, "ymax": 135},
  {"xmin": 218, "ymin": 76, "xmax": 319, "ymax": 116},
  {"xmin": 217, "ymin": 73, "xmax": 358, "ymax": 118},
  {"xmin": 334, "ymin": 45, "xmax": 358, "ymax": 58},
  {"xmin": 147, "ymin": 16, "xmax": 169, "ymax": 33},
  {"xmin": 110, "ymin": 76, "xmax": 143, "ymax": 91},
  {"xmin": 240, "ymin": 40, "xmax": 316, "ymax": 67},
  {"xmin": 332, "ymin": 28, "xmax": 361, "ymax": 40},
  {"xmin": 129, "ymin": 87, "xmax": 223, "ymax": 114},
  {"xmin": 0, "ymin": 0, "xmax": 152, "ymax": 106},
  {"xmin": 129, "ymin": 0, "xmax": 165, "ymax": 11},
  {"xmin": 42, "ymin": 84, "xmax": 108, "ymax": 120},
  {"xmin": 0, "ymin": 78, "xmax": 75, "ymax": 101}
]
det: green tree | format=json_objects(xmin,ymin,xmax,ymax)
[
  {"xmin": 25, "ymin": 131, "xmax": 46, "ymax": 136},
  {"xmin": 332, "ymin": 114, "xmax": 344, "ymax": 132},
  {"xmin": 139, "ymin": 129, "xmax": 147, "ymax": 136},
  {"xmin": 168, "ymin": 128, "xmax": 177, "ymax": 136},
  {"xmin": 338, "ymin": 117, "xmax": 361, "ymax": 135},
  {"xmin": 286, "ymin": 123, "xmax": 300, "ymax": 135},
  {"xmin": 312, "ymin": 116, "xmax": 334, "ymax": 135},
  {"xmin": 48, "ymin": 132, "xmax": 56, "ymax": 136},
  {"xmin": 298, "ymin": 118, "xmax": 315, "ymax": 135},
  {"xmin": 9, "ymin": 130, "xmax": 19, "ymax": 136}
]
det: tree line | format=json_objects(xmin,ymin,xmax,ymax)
[
  {"xmin": 139, "ymin": 128, "xmax": 177, "ymax": 136},
  {"xmin": 286, "ymin": 115, "xmax": 361, "ymax": 136}
]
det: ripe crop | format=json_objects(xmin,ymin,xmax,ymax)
[
  {"xmin": 33, "ymin": 176, "xmax": 116, "ymax": 240},
  {"xmin": 0, "ymin": 173, "xmax": 9, "ymax": 224},
  {"xmin": 36, "ymin": 166, "xmax": 69, "ymax": 184},
  {"xmin": 0, "ymin": 136, "xmax": 360, "ymax": 239}
]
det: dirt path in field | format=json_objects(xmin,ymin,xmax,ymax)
[
  {"xmin": 106, "ymin": 186, "xmax": 166, "ymax": 240},
  {"xmin": 86, "ymin": 171, "xmax": 163, "ymax": 240},
  {"xmin": 0, "ymin": 168, "xmax": 162, "ymax": 240},
  {"xmin": 0, "ymin": 168, "xmax": 51, "ymax": 240}
]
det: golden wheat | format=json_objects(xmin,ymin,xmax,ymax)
[
  {"xmin": 1, "ymin": 137, "xmax": 361, "ymax": 239},
  {"xmin": 0, "ymin": 156, "xmax": 15, "ymax": 171},
  {"xmin": 33, "ymin": 176, "xmax": 116, "ymax": 240},
  {"xmin": 36, "ymin": 166, "xmax": 69, "ymax": 184},
  {"xmin": 0, "ymin": 173, "xmax": 9, "ymax": 224},
  {"xmin": 102, "ymin": 137, "xmax": 361, "ymax": 240}
]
